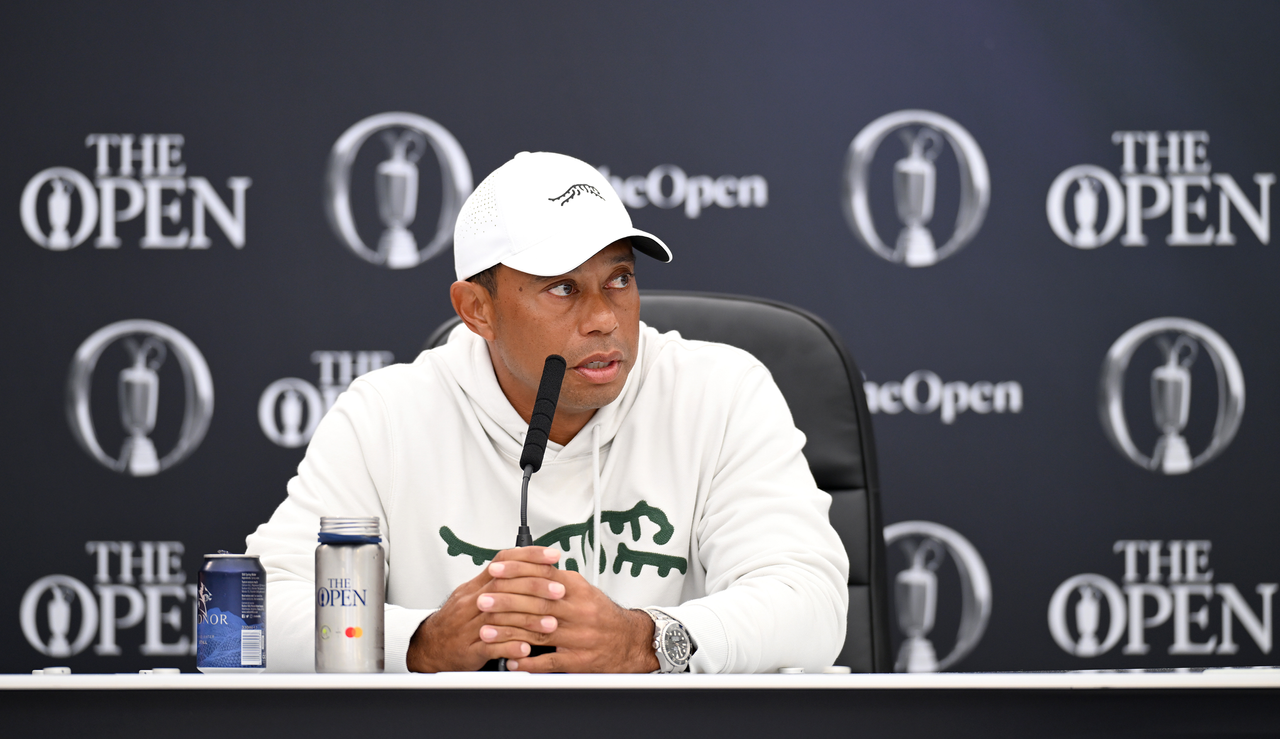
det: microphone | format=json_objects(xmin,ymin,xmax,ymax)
[
  {"xmin": 491, "ymin": 354, "xmax": 566, "ymax": 673},
  {"xmin": 514, "ymin": 355, "xmax": 566, "ymax": 547}
]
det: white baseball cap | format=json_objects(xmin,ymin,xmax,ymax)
[{"xmin": 453, "ymin": 151, "xmax": 672, "ymax": 281}]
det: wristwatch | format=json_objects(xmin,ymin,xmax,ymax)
[{"xmin": 642, "ymin": 608, "xmax": 693, "ymax": 673}]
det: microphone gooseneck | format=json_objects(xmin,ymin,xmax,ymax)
[
  {"xmin": 516, "ymin": 467, "xmax": 534, "ymax": 547},
  {"xmin": 514, "ymin": 354, "xmax": 566, "ymax": 547},
  {"xmin": 496, "ymin": 354, "xmax": 568, "ymax": 672}
]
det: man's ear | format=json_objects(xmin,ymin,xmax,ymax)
[{"xmin": 450, "ymin": 280, "xmax": 497, "ymax": 341}]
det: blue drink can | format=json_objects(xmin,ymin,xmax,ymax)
[{"xmin": 197, "ymin": 553, "xmax": 266, "ymax": 673}]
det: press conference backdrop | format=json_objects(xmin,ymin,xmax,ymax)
[{"xmin": 5, "ymin": 1, "xmax": 1278, "ymax": 674}]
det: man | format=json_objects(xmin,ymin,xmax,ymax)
[{"xmin": 246, "ymin": 151, "xmax": 848, "ymax": 673}]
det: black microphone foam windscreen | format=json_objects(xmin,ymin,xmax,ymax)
[{"xmin": 518, "ymin": 355, "xmax": 567, "ymax": 473}]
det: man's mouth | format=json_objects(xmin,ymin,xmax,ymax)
[{"xmin": 572, "ymin": 354, "xmax": 623, "ymax": 384}]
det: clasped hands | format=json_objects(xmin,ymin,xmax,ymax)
[{"xmin": 406, "ymin": 546, "xmax": 660, "ymax": 673}]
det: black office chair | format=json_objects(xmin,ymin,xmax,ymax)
[{"xmin": 426, "ymin": 290, "xmax": 891, "ymax": 672}]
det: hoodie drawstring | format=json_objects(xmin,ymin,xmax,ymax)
[{"xmin": 591, "ymin": 424, "xmax": 602, "ymax": 588}]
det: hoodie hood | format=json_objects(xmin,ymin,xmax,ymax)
[
  {"xmin": 433, "ymin": 321, "xmax": 661, "ymax": 591},
  {"xmin": 434, "ymin": 321, "xmax": 655, "ymax": 465}
]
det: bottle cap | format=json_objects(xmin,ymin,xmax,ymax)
[{"xmin": 319, "ymin": 516, "xmax": 381, "ymax": 537}]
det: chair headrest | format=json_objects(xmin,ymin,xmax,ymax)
[{"xmin": 639, "ymin": 292, "xmax": 869, "ymax": 491}]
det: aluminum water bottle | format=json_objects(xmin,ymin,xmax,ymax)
[{"xmin": 315, "ymin": 516, "xmax": 385, "ymax": 672}]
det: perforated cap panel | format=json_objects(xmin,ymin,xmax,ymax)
[{"xmin": 456, "ymin": 171, "xmax": 500, "ymax": 242}]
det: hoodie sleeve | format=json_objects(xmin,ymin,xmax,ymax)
[
  {"xmin": 244, "ymin": 379, "xmax": 435, "ymax": 673},
  {"xmin": 656, "ymin": 363, "xmax": 850, "ymax": 674}
]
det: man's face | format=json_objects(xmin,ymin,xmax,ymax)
[{"xmin": 487, "ymin": 240, "xmax": 639, "ymax": 418}]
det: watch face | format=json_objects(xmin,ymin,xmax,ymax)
[{"xmin": 663, "ymin": 625, "xmax": 691, "ymax": 663}]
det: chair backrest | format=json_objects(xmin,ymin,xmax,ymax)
[{"xmin": 426, "ymin": 290, "xmax": 891, "ymax": 672}]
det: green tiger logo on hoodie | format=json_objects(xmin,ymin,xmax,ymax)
[{"xmin": 439, "ymin": 500, "xmax": 688, "ymax": 577}]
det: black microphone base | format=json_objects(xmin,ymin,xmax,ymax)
[{"xmin": 484, "ymin": 646, "xmax": 555, "ymax": 672}]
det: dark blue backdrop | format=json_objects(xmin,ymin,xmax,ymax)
[{"xmin": 4, "ymin": 0, "xmax": 1278, "ymax": 673}]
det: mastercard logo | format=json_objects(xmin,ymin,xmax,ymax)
[{"xmin": 344, "ymin": 626, "xmax": 363, "ymax": 638}]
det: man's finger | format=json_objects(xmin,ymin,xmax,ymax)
[
  {"xmin": 480, "ymin": 612, "xmax": 558, "ymax": 633},
  {"xmin": 487, "ymin": 560, "xmax": 563, "ymax": 581},
  {"xmin": 492, "ymin": 547, "xmax": 561, "ymax": 565},
  {"xmin": 476, "ymin": 592, "xmax": 559, "ymax": 616},
  {"xmin": 483, "ymin": 575, "xmax": 566, "ymax": 600},
  {"xmin": 462, "ymin": 569, "xmax": 494, "ymax": 593},
  {"xmin": 473, "ymin": 639, "xmax": 532, "ymax": 662},
  {"xmin": 478, "ymin": 624, "xmax": 555, "ymax": 646},
  {"xmin": 507, "ymin": 649, "xmax": 566, "ymax": 674},
  {"xmin": 507, "ymin": 623, "xmax": 595, "ymax": 650}
]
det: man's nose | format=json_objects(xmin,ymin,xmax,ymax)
[{"xmin": 579, "ymin": 289, "xmax": 618, "ymax": 335}]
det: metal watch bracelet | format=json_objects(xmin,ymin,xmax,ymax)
[{"xmin": 642, "ymin": 608, "xmax": 693, "ymax": 673}]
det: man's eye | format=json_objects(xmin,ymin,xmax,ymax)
[
  {"xmin": 607, "ymin": 273, "xmax": 634, "ymax": 289},
  {"xmin": 548, "ymin": 284, "xmax": 573, "ymax": 296}
]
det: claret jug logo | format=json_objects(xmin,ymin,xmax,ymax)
[
  {"xmin": 1099, "ymin": 318, "xmax": 1244, "ymax": 475},
  {"xmin": 1047, "ymin": 131, "xmax": 1273, "ymax": 249},
  {"xmin": 21, "ymin": 134, "xmax": 251, "ymax": 251},
  {"xmin": 843, "ymin": 110, "xmax": 990, "ymax": 267},
  {"xmin": 259, "ymin": 351, "xmax": 393, "ymax": 448},
  {"xmin": 885, "ymin": 521, "xmax": 991, "ymax": 672},
  {"xmin": 21, "ymin": 541, "xmax": 196, "ymax": 659},
  {"xmin": 67, "ymin": 320, "xmax": 214, "ymax": 476},
  {"xmin": 325, "ymin": 112, "xmax": 473, "ymax": 269},
  {"xmin": 1049, "ymin": 540, "xmax": 1276, "ymax": 659}
]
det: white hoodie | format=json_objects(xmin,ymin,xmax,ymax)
[{"xmin": 245, "ymin": 322, "xmax": 849, "ymax": 673}]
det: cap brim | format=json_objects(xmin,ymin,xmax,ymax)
[{"xmin": 500, "ymin": 227, "xmax": 672, "ymax": 278}]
